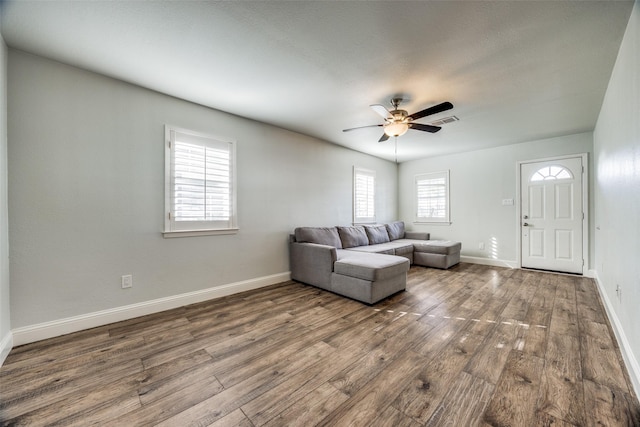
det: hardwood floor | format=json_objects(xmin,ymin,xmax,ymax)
[{"xmin": 1, "ymin": 263, "xmax": 639, "ymax": 426}]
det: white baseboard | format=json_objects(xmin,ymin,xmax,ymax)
[
  {"xmin": 12, "ymin": 271, "xmax": 291, "ymax": 347},
  {"xmin": 0, "ymin": 331, "xmax": 13, "ymax": 367},
  {"xmin": 460, "ymin": 255, "xmax": 518, "ymax": 269},
  {"xmin": 593, "ymin": 272, "xmax": 640, "ymax": 399}
]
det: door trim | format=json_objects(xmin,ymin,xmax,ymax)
[{"xmin": 516, "ymin": 153, "xmax": 589, "ymax": 275}]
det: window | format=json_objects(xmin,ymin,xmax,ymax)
[
  {"xmin": 164, "ymin": 126, "xmax": 237, "ymax": 237},
  {"xmin": 530, "ymin": 165, "xmax": 572, "ymax": 182},
  {"xmin": 353, "ymin": 167, "xmax": 375, "ymax": 224},
  {"xmin": 415, "ymin": 170, "xmax": 450, "ymax": 223}
]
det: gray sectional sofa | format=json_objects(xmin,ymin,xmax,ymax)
[{"xmin": 289, "ymin": 221, "xmax": 461, "ymax": 304}]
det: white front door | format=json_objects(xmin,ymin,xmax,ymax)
[{"xmin": 520, "ymin": 157, "xmax": 584, "ymax": 274}]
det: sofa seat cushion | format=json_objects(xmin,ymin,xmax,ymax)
[
  {"xmin": 335, "ymin": 251, "xmax": 409, "ymax": 282},
  {"xmin": 345, "ymin": 241, "xmax": 413, "ymax": 256},
  {"xmin": 413, "ymin": 240, "xmax": 462, "ymax": 255},
  {"xmin": 295, "ymin": 227, "xmax": 342, "ymax": 248},
  {"xmin": 393, "ymin": 244, "xmax": 414, "ymax": 257}
]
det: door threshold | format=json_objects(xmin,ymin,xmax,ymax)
[{"xmin": 521, "ymin": 267, "xmax": 583, "ymax": 277}]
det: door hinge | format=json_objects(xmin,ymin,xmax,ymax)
[
  {"xmin": 168, "ymin": 140, "xmax": 171, "ymax": 148},
  {"xmin": 168, "ymin": 212, "xmax": 171, "ymax": 220}
]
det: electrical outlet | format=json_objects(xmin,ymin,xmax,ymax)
[
  {"xmin": 479, "ymin": 242, "xmax": 485, "ymax": 250},
  {"xmin": 616, "ymin": 284, "xmax": 622, "ymax": 303},
  {"xmin": 121, "ymin": 275, "xmax": 133, "ymax": 289}
]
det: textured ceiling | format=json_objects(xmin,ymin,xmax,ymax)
[{"xmin": 1, "ymin": 1, "xmax": 634, "ymax": 162}]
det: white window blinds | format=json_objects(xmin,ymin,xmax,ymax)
[
  {"xmin": 354, "ymin": 167, "xmax": 375, "ymax": 223},
  {"xmin": 165, "ymin": 127, "xmax": 237, "ymax": 236},
  {"xmin": 416, "ymin": 170, "xmax": 450, "ymax": 223}
]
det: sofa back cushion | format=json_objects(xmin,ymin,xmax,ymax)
[
  {"xmin": 337, "ymin": 226, "xmax": 369, "ymax": 248},
  {"xmin": 364, "ymin": 225, "xmax": 390, "ymax": 244},
  {"xmin": 294, "ymin": 227, "xmax": 342, "ymax": 248},
  {"xmin": 385, "ymin": 221, "xmax": 405, "ymax": 240}
]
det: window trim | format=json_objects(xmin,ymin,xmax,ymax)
[
  {"xmin": 163, "ymin": 125, "xmax": 238, "ymax": 238},
  {"xmin": 353, "ymin": 167, "xmax": 376, "ymax": 224},
  {"xmin": 414, "ymin": 170, "xmax": 451, "ymax": 224}
]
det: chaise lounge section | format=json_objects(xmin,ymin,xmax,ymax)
[
  {"xmin": 413, "ymin": 240, "xmax": 462, "ymax": 270},
  {"xmin": 289, "ymin": 221, "xmax": 461, "ymax": 304}
]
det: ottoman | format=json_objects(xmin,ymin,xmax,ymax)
[
  {"xmin": 332, "ymin": 251, "xmax": 410, "ymax": 304},
  {"xmin": 413, "ymin": 240, "xmax": 461, "ymax": 269}
]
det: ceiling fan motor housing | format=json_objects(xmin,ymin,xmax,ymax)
[{"xmin": 388, "ymin": 109, "xmax": 409, "ymax": 123}]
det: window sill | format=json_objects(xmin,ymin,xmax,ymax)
[{"xmin": 163, "ymin": 228, "xmax": 239, "ymax": 238}]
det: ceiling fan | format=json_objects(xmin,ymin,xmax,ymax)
[{"xmin": 343, "ymin": 97, "xmax": 454, "ymax": 142}]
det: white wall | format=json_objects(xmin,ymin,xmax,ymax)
[
  {"xmin": 7, "ymin": 50, "xmax": 398, "ymax": 332},
  {"xmin": 593, "ymin": 0, "xmax": 640, "ymax": 395},
  {"xmin": 398, "ymin": 133, "xmax": 594, "ymax": 266},
  {"xmin": 0, "ymin": 23, "xmax": 12, "ymax": 364}
]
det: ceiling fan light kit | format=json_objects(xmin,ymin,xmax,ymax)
[
  {"xmin": 343, "ymin": 97, "xmax": 454, "ymax": 143},
  {"xmin": 384, "ymin": 121, "xmax": 409, "ymax": 137}
]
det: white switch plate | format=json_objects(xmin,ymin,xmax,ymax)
[{"xmin": 121, "ymin": 275, "xmax": 133, "ymax": 289}]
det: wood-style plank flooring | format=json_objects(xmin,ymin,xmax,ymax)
[{"xmin": 1, "ymin": 264, "xmax": 639, "ymax": 426}]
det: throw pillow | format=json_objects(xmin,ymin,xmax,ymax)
[
  {"xmin": 364, "ymin": 225, "xmax": 390, "ymax": 244},
  {"xmin": 337, "ymin": 226, "xmax": 369, "ymax": 248},
  {"xmin": 385, "ymin": 221, "xmax": 405, "ymax": 240},
  {"xmin": 294, "ymin": 227, "xmax": 343, "ymax": 248}
]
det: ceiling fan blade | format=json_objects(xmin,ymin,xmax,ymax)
[
  {"xmin": 343, "ymin": 124, "xmax": 383, "ymax": 132},
  {"xmin": 410, "ymin": 123, "xmax": 442, "ymax": 133},
  {"xmin": 408, "ymin": 101, "xmax": 453, "ymax": 121},
  {"xmin": 378, "ymin": 133, "xmax": 390, "ymax": 142},
  {"xmin": 370, "ymin": 104, "xmax": 391, "ymax": 119}
]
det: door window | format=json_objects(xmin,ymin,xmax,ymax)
[{"xmin": 530, "ymin": 166, "xmax": 572, "ymax": 182}]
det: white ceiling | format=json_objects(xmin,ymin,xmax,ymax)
[{"xmin": 1, "ymin": 1, "xmax": 634, "ymax": 162}]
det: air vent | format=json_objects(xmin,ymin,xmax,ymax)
[{"xmin": 428, "ymin": 115, "xmax": 459, "ymax": 126}]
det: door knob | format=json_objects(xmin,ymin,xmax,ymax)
[
  {"xmin": 523, "ymin": 222, "xmax": 529, "ymax": 227},
  {"xmin": 523, "ymin": 215, "xmax": 529, "ymax": 219}
]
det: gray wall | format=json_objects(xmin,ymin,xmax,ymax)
[
  {"xmin": 7, "ymin": 50, "xmax": 398, "ymax": 328},
  {"xmin": 0, "ymin": 25, "xmax": 11, "ymax": 361},
  {"xmin": 398, "ymin": 132, "xmax": 594, "ymax": 266},
  {"xmin": 593, "ymin": 0, "xmax": 640, "ymax": 392}
]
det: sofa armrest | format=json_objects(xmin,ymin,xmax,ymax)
[
  {"xmin": 405, "ymin": 231, "xmax": 430, "ymax": 240},
  {"xmin": 289, "ymin": 242, "xmax": 337, "ymax": 289}
]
